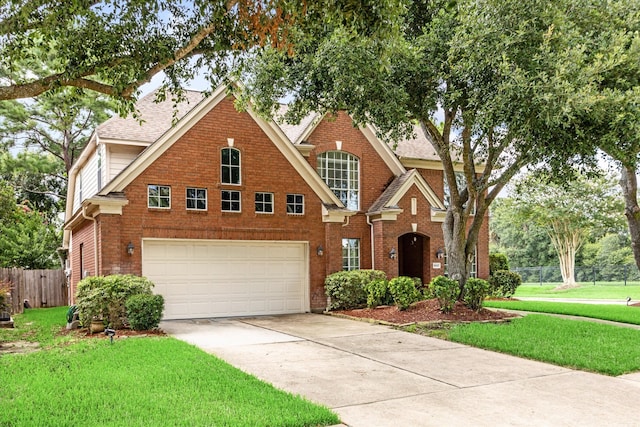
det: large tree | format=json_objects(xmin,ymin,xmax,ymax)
[
  {"xmin": 509, "ymin": 172, "xmax": 623, "ymax": 287},
  {"xmin": 242, "ymin": 0, "xmax": 603, "ymax": 291},
  {"xmin": 0, "ymin": 0, "xmax": 404, "ymax": 103}
]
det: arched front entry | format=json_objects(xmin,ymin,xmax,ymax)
[{"xmin": 398, "ymin": 233, "xmax": 430, "ymax": 284}]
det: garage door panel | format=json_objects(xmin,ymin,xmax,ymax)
[{"xmin": 142, "ymin": 239, "xmax": 308, "ymax": 319}]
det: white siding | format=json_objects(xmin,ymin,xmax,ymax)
[{"xmin": 109, "ymin": 145, "xmax": 145, "ymax": 181}]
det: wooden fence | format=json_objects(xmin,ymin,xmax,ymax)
[{"xmin": 0, "ymin": 268, "xmax": 68, "ymax": 314}]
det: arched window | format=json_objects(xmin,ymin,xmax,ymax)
[
  {"xmin": 221, "ymin": 148, "xmax": 241, "ymax": 185},
  {"xmin": 317, "ymin": 151, "xmax": 359, "ymax": 210}
]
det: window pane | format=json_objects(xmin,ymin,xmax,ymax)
[{"xmin": 318, "ymin": 151, "xmax": 359, "ymax": 210}]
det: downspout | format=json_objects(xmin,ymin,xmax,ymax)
[
  {"xmin": 366, "ymin": 215, "xmax": 375, "ymax": 270},
  {"xmin": 81, "ymin": 206, "xmax": 98, "ymax": 278}
]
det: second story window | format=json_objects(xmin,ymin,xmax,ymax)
[
  {"xmin": 148, "ymin": 185, "xmax": 171, "ymax": 209},
  {"xmin": 317, "ymin": 151, "xmax": 359, "ymax": 210},
  {"xmin": 186, "ymin": 187, "xmax": 207, "ymax": 211},
  {"xmin": 221, "ymin": 147, "xmax": 241, "ymax": 185}
]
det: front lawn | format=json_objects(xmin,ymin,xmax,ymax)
[
  {"xmin": 484, "ymin": 300, "xmax": 640, "ymax": 325},
  {"xmin": 0, "ymin": 308, "xmax": 339, "ymax": 427},
  {"xmin": 406, "ymin": 315, "xmax": 640, "ymax": 376},
  {"xmin": 515, "ymin": 283, "xmax": 640, "ymax": 299}
]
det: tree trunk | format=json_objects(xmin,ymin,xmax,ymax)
[
  {"xmin": 548, "ymin": 223, "xmax": 580, "ymax": 287},
  {"xmin": 621, "ymin": 165, "xmax": 640, "ymax": 271},
  {"xmin": 442, "ymin": 206, "xmax": 474, "ymax": 296}
]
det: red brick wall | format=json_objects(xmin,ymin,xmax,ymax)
[
  {"xmin": 70, "ymin": 220, "xmax": 95, "ymax": 300},
  {"xmin": 69, "ymin": 101, "xmax": 491, "ymax": 309}
]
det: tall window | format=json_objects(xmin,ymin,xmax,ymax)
[
  {"xmin": 221, "ymin": 148, "xmax": 241, "ymax": 185},
  {"xmin": 342, "ymin": 238, "xmax": 360, "ymax": 271},
  {"xmin": 148, "ymin": 185, "xmax": 171, "ymax": 208},
  {"xmin": 186, "ymin": 187, "xmax": 207, "ymax": 210},
  {"xmin": 318, "ymin": 151, "xmax": 359, "ymax": 210},
  {"xmin": 443, "ymin": 171, "xmax": 475, "ymax": 214}
]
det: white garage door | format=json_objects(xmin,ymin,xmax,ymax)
[{"xmin": 142, "ymin": 239, "xmax": 309, "ymax": 320}]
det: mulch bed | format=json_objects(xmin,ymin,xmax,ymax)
[{"xmin": 335, "ymin": 299, "xmax": 519, "ymax": 325}]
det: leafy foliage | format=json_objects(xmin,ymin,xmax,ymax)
[
  {"xmin": 0, "ymin": 202, "xmax": 61, "ymax": 269},
  {"xmin": 463, "ymin": 278, "xmax": 490, "ymax": 311},
  {"xmin": 429, "ymin": 276, "xmax": 459, "ymax": 313},
  {"xmin": 324, "ymin": 270, "xmax": 387, "ymax": 310},
  {"xmin": 75, "ymin": 275, "xmax": 154, "ymax": 329},
  {"xmin": 489, "ymin": 253, "xmax": 509, "ymax": 275},
  {"xmin": 388, "ymin": 276, "xmax": 422, "ymax": 310},
  {"xmin": 125, "ymin": 294, "xmax": 165, "ymax": 330},
  {"xmin": 489, "ymin": 270, "xmax": 522, "ymax": 298},
  {"xmin": 364, "ymin": 279, "xmax": 393, "ymax": 308}
]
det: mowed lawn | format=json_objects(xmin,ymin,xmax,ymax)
[
  {"xmin": 0, "ymin": 308, "xmax": 339, "ymax": 427},
  {"xmin": 515, "ymin": 283, "xmax": 640, "ymax": 299}
]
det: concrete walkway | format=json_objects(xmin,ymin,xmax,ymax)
[{"xmin": 161, "ymin": 314, "xmax": 640, "ymax": 426}]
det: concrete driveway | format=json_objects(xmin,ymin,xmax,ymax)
[{"xmin": 160, "ymin": 314, "xmax": 640, "ymax": 426}]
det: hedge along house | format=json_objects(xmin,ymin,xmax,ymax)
[{"xmin": 63, "ymin": 84, "xmax": 490, "ymax": 320}]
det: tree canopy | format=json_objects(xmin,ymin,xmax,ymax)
[
  {"xmin": 242, "ymin": 0, "xmax": 619, "ymax": 287},
  {"xmin": 0, "ymin": 0, "xmax": 404, "ymax": 105}
]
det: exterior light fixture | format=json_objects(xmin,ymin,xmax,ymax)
[
  {"xmin": 389, "ymin": 248, "xmax": 396, "ymax": 260},
  {"xmin": 126, "ymin": 242, "xmax": 135, "ymax": 256},
  {"xmin": 436, "ymin": 248, "xmax": 445, "ymax": 259},
  {"xmin": 317, "ymin": 245, "xmax": 324, "ymax": 256}
]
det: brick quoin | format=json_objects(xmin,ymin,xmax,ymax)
[{"xmin": 68, "ymin": 96, "xmax": 490, "ymax": 311}]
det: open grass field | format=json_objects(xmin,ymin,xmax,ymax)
[
  {"xmin": 515, "ymin": 283, "xmax": 640, "ymax": 300},
  {"xmin": 484, "ymin": 300, "xmax": 640, "ymax": 325},
  {"xmin": 408, "ymin": 314, "xmax": 640, "ymax": 376},
  {"xmin": 0, "ymin": 307, "xmax": 339, "ymax": 427}
]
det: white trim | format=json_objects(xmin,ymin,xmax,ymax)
[
  {"xmin": 221, "ymin": 189, "xmax": 242, "ymax": 213},
  {"xmin": 387, "ymin": 170, "xmax": 445, "ymax": 210},
  {"xmin": 147, "ymin": 184, "xmax": 171, "ymax": 209},
  {"xmin": 358, "ymin": 124, "xmax": 406, "ymax": 176},
  {"xmin": 186, "ymin": 187, "xmax": 208, "ymax": 211},
  {"xmin": 221, "ymin": 147, "xmax": 242, "ymax": 186}
]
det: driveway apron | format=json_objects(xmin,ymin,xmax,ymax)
[{"xmin": 160, "ymin": 313, "xmax": 640, "ymax": 427}]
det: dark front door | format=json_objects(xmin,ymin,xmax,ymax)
[{"xmin": 399, "ymin": 233, "xmax": 424, "ymax": 282}]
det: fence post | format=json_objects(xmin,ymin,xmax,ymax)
[{"xmin": 539, "ymin": 266, "xmax": 542, "ymax": 286}]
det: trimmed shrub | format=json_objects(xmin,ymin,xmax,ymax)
[
  {"xmin": 0, "ymin": 280, "xmax": 11, "ymax": 313},
  {"xmin": 430, "ymin": 275, "xmax": 459, "ymax": 313},
  {"xmin": 489, "ymin": 270, "xmax": 522, "ymax": 298},
  {"xmin": 489, "ymin": 253, "xmax": 510, "ymax": 275},
  {"xmin": 76, "ymin": 274, "xmax": 155, "ymax": 328},
  {"xmin": 126, "ymin": 294, "xmax": 165, "ymax": 330},
  {"xmin": 463, "ymin": 278, "xmax": 490, "ymax": 311},
  {"xmin": 364, "ymin": 279, "xmax": 392, "ymax": 308},
  {"xmin": 388, "ymin": 276, "xmax": 422, "ymax": 310},
  {"xmin": 324, "ymin": 270, "xmax": 387, "ymax": 310}
]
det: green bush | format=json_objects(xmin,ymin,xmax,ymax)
[
  {"xmin": 324, "ymin": 270, "xmax": 387, "ymax": 310},
  {"xmin": 364, "ymin": 279, "xmax": 392, "ymax": 308},
  {"xmin": 430, "ymin": 275, "xmax": 459, "ymax": 313},
  {"xmin": 125, "ymin": 294, "xmax": 165, "ymax": 330},
  {"xmin": 75, "ymin": 274, "xmax": 155, "ymax": 328},
  {"xmin": 388, "ymin": 276, "xmax": 422, "ymax": 310},
  {"xmin": 0, "ymin": 280, "xmax": 11, "ymax": 313},
  {"xmin": 463, "ymin": 278, "xmax": 490, "ymax": 311},
  {"xmin": 489, "ymin": 253, "xmax": 510, "ymax": 275},
  {"xmin": 489, "ymin": 270, "xmax": 522, "ymax": 298}
]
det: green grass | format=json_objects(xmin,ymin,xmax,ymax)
[
  {"xmin": 411, "ymin": 315, "xmax": 640, "ymax": 376},
  {"xmin": 0, "ymin": 308, "xmax": 339, "ymax": 427},
  {"xmin": 515, "ymin": 283, "xmax": 640, "ymax": 299},
  {"xmin": 0, "ymin": 306, "xmax": 72, "ymax": 346},
  {"xmin": 485, "ymin": 300, "xmax": 640, "ymax": 325}
]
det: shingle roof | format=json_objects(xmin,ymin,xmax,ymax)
[
  {"xmin": 275, "ymin": 105, "xmax": 320, "ymax": 144},
  {"xmin": 97, "ymin": 90, "xmax": 205, "ymax": 143},
  {"xmin": 368, "ymin": 171, "xmax": 414, "ymax": 213},
  {"xmin": 391, "ymin": 125, "xmax": 441, "ymax": 161}
]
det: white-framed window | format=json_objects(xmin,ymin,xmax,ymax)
[
  {"xmin": 286, "ymin": 194, "xmax": 304, "ymax": 215},
  {"xmin": 318, "ymin": 151, "xmax": 359, "ymax": 210},
  {"xmin": 221, "ymin": 190, "xmax": 241, "ymax": 212},
  {"xmin": 186, "ymin": 187, "xmax": 207, "ymax": 211},
  {"xmin": 148, "ymin": 184, "xmax": 171, "ymax": 208},
  {"xmin": 342, "ymin": 238, "xmax": 360, "ymax": 271},
  {"xmin": 255, "ymin": 192, "xmax": 274, "ymax": 214},
  {"xmin": 443, "ymin": 171, "xmax": 475, "ymax": 214},
  {"xmin": 221, "ymin": 147, "xmax": 241, "ymax": 185}
]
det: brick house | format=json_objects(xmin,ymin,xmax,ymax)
[{"xmin": 62, "ymin": 84, "xmax": 489, "ymax": 320}]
